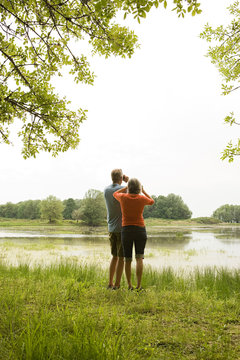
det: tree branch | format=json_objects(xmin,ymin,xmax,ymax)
[
  {"xmin": 0, "ymin": 47, "xmax": 35, "ymax": 92},
  {"xmin": 0, "ymin": 3, "xmax": 50, "ymax": 48},
  {"xmin": 0, "ymin": 129, "xmax": 9, "ymax": 142},
  {"xmin": 5, "ymin": 97, "xmax": 70, "ymax": 145}
]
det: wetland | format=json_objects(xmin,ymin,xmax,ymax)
[
  {"xmin": 0, "ymin": 225, "xmax": 240, "ymax": 271},
  {"xmin": 1, "ymin": 223, "xmax": 240, "ymax": 359}
]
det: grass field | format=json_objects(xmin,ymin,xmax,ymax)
[
  {"xmin": 0, "ymin": 217, "xmax": 236, "ymax": 234},
  {"xmin": 0, "ymin": 261, "xmax": 240, "ymax": 359},
  {"xmin": 0, "ymin": 218, "xmax": 107, "ymax": 234}
]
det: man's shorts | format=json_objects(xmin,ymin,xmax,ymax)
[
  {"xmin": 109, "ymin": 232, "xmax": 124, "ymax": 257},
  {"xmin": 121, "ymin": 225, "xmax": 147, "ymax": 261}
]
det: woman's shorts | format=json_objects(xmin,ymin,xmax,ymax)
[{"xmin": 121, "ymin": 225, "xmax": 147, "ymax": 261}]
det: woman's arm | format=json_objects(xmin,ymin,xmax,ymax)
[
  {"xmin": 114, "ymin": 186, "xmax": 128, "ymax": 194},
  {"xmin": 142, "ymin": 187, "xmax": 154, "ymax": 202}
]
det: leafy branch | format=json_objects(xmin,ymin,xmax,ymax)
[
  {"xmin": 200, "ymin": 1, "xmax": 240, "ymax": 162},
  {"xmin": 0, "ymin": 0, "xmax": 201, "ymax": 157}
]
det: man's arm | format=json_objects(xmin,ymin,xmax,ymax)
[{"xmin": 123, "ymin": 175, "xmax": 129, "ymax": 183}]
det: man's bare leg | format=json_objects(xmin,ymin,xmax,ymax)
[
  {"xmin": 109, "ymin": 256, "xmax": 118, "ymax": 287},
  {"xmin": 136, "ymin": 258, "xmax": 143, "ymax": 289},
  {"xmin": 114, "ymin": 257, "xmax": 124, "ymax": 287},
  {"xmin": 125, "ymin": 260, "xmax": 132, "ymax": 288}
]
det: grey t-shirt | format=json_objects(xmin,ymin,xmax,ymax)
[{"xmin": 104, "ymin": 183, "xmax": 124, "ymax": 233}]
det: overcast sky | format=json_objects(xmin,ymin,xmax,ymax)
[{"xmin": 1, "ymin": 0, "xmax": 239, "ymax": 217}]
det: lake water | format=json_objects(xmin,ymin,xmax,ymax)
[{"xmin": 0, "ymin": 227, "xmax": 240, "ymax": 271}]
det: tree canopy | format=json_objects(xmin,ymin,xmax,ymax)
[
  {"xmin": 200, "ymin": 1, "xmax": 240, "ymax": 162},
  {"xmin": 0, "ymin": 191, "xmax": 192, "ymax": 221},
  {"xmin": 80, "ymin": 189, "xmax": 106, "ymax": 225},
  {"xmin": 144, "ymin": 193, "xmax": 192, "ymax": 219},
  {"xmin": 213, "ymin": 204, "xmax": 240, "ymax": 223},
  {"xmin": 40, "ymin": 195, "xmax": 64, "ymax": 222},
  {"xmin": 0, "ymin": 0, "xmax": 201, "ymax": 158},
  {"xmin": 63, "ymin": 198, "xmax": 77, "ymax": 219},
  {"xmin": 0, "ymin": 199, "xmax": 41, "ymax": 218}
]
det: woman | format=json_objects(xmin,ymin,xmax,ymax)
[{"xmin": 113, "ymin": 178, "xmax": 154, "ymax": 290}]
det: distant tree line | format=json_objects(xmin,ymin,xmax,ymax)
[
  {"xmin": 0, "ymin": 191, "xmax": 192, "ymax": 225},
  {"xmin": 143, "ymin": 194, "xmax": 192, "ymax": 220},
  {"xmin": 0, "ymin": 190, "xmax": 107, "ymax": 226},
  {"xmin": 0, "ymin": 189, "xmax": 107, "ymax": 226},
  {"xmin": 0, "ymin": 200, "xmax": 41, "ymax": 219},
  {"xmin": 213, "ymin": 205, "xmax": 240, "ymax": 223}
]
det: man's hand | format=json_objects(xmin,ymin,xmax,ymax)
[{"xmin": 123, "ymin": 175, "xmax": 129, "ymax": 183}]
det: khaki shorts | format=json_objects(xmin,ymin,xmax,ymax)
[{"xmin": 109, "ymin": 232, "xmax": 124, "ymax": 257}]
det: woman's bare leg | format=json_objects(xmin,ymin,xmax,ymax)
[
  {"xmin": 136, "ymin": 258, "xmax": 143, "ymax": 289},
  {"xmin": 125, "ymin": 260, "xmax": 132, "ymax": 288}
]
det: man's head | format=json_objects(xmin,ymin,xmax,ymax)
[
  {"xmin": 127, "ymin": 178, "xmax": 142, "ymax": 194},
  {"xmin": 111, "ymin": 169, "xmax": 123, "ymax": 184}
]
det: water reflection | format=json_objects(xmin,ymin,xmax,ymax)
[
  {"xmin": 214, "ymin": 229, "xmax": 240, "ymax": 242},
  {"xmin": 0, "ymin": 227, "xmax": 240, "ymax": 270},
  {"xmin": 148, "ymin": 233, "xmax": 191, "ymax": 249},
  {"xmin": 1, "ymin": 228, "xmax": 240, "ymax": 252}
]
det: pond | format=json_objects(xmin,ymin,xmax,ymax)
[{"xmin": 0, "ymin": 227, "xmax": 240, "ymax": 271}]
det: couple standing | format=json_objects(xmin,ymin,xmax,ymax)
[{"xmin": 104, "ymin": 169, "xmax": 154, "ymax": 290}]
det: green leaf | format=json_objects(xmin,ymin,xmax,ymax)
[{"xmin": 140, "ymin": 11, "xmax": 146, "ymax": 18}]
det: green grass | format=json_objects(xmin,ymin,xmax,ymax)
[
  {"xmin": 0, "ymin": 218, "xmax": 107, "ymax": 234},
  {"xmin": 0, "ymin": 262, "xmax": 240, "ymax": 359},
  {"xmin": 1, "ymin": 217, "xmax": 238, "ymax": 230},
  {"xmin": 1, "ymin": 241, "xmax": 59, "ymax": 251},
  {"xmin": 145, "ymin": 218, "xmax": 195, "ymax": 226}
]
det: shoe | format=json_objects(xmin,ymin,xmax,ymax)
[
  {"xmin": 136, "ymin": 287, "xmax": 144, "ymax": 292},
  {"xmin": 128, "ymin": 286, "xmax": 134, "ymax": 291},
  {"xmin": 112, "ymin": 285, "xmax": 120, "ymax": 290},
  {"xmin": 107, "ymin": 285, "xmax": 113, "ymax": 289}
]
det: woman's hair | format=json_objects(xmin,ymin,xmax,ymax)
[
  {"xmin": 128, "ymin": 178, "xmax": 142, "ymax": 194},
  {"xmin": 111, "ymin": 169, "xmax": 123, "ymax": 183}
]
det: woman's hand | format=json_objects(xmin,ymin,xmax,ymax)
[{"xmin": 142, "ymin": 187, "xmax": 153, "ymax": 200}]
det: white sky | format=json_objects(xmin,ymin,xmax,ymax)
[{"xmin": 1, "ymin": 0, "xmax": 240, "ymax": 217}]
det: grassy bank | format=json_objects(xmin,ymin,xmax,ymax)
[
  {"xmin": 0, "ymin": 262, "xmax": 240, "ymax": 359},
  {"xmin": 0, "ymin": 218, "xmax": 107, "ymax": 234},
  {"xmin": 0, "ymin": 217, "xmax": 237, "ymax": 234}
]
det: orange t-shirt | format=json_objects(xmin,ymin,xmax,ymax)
[{"xmin": 113, "ymin": 192, "xmax": 154, "ymax": 227}]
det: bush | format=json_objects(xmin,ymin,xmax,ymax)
[{"xmin": 193, "ymin": 217, "xmax": 221, "ymax": 225}]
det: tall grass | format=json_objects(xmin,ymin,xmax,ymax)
[
  {"xmin": 143, "ymin": 265, "xmax": 240, "ymax": 298},
  {"xmin": 1, "ymin": 261, "xmax": 240, "ymax": 297},
  {"xmin": 1, "ymin": 261, "xmax": 240, "ymax": 359}
]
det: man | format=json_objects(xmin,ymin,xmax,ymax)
[{"xmin": 104, "ymin": 169, "xmax": 129, "ymax": 289}]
